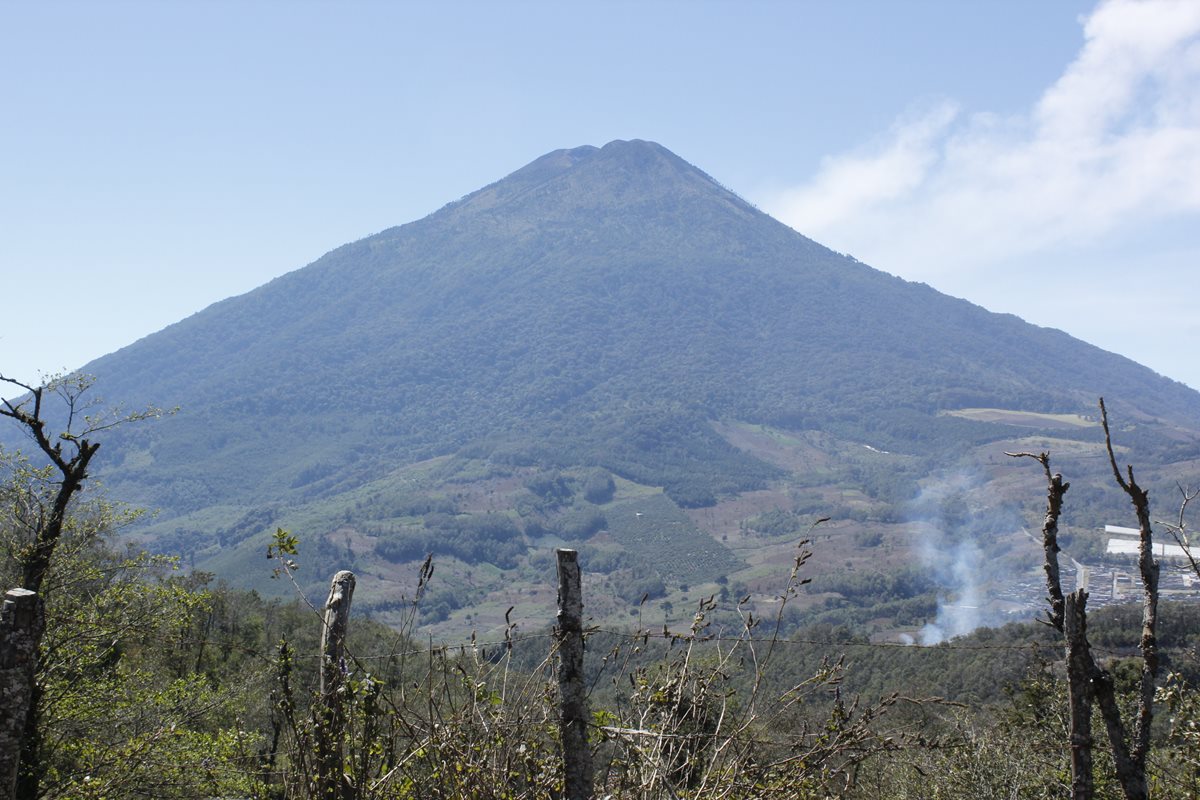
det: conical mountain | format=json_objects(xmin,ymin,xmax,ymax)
[{"xmin": 65, "ymin": 140, "xmax": 1200, "ymax": 594}]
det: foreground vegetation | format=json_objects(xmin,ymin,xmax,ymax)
[{"xmin": 4, "ymin": 517, "xmax": 1200, "ymax": 799}]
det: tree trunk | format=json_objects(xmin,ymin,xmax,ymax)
[
  {"xmin": 0, "ymin": 590, "xmax": 43, "ymax": 800},
  {"xmin": 1063, "ymin": 590, "xmax": 1094, "ymax": 800}
]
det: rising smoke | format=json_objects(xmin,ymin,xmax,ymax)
[{"xmin": 909, "ymin": 470, "xmax": 1025, "ymax": 645}]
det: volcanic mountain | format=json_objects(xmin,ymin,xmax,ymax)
[{"xmin": 49, "ymin": 140, "xmax": 1200, "ymax": 619}]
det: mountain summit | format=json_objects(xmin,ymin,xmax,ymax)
[{"xmin": 68, "ymin": 140, "xmax": 1200, "ymax": 592}]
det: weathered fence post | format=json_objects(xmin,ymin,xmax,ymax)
[
  {"xmin": 0, "ymin": 589, "xmax": 43, "ymax": 800},
  {"xmin": 556, "ymin": 549, "xmax": 593, "ymax": 800},
  {"xmin": 314, "ymin": 570, "xmax": 355, "ymax": 800}
]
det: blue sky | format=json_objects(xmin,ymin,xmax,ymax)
[{"xmin": 3, "ymin": 0, "xmax": 1198, "ymax": 391}]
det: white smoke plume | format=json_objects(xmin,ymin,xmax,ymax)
[{"xmin": 908, "ymin": 471, "xmax": 1022, "ymax": 645}]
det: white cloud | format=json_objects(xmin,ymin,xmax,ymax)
[
  {"xmin": 763, "ymin": 0, "xmax": 1200, "ymax": 278},
  {"xmin": 769, "ymin": 102, "xmax": 959, "ymax": 233}
]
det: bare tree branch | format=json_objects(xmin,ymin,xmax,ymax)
[
  {"xmin": 1158, "ymin": 484, "xmax": 1199, "ymax": 581},
  {"xmin": 1005, "ymin": 451, "xmax": 1067, "ymax": 632},
  {"xmin": 1099, "ymin": 399, "xmax": 1159, "ymax": 783},
  {"xmin": 1010, "ymin": 400, "xmax": 1162, "ymax": 800}
]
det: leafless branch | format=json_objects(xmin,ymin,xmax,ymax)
[
  {"xmin": 1098, "ymin": 400, "xmax": 1159, "ymax": 784},
  {"xmin": 1006, "ymin": 451, "xmax": 1068, "ymax": 633},
  {"xmin": 1157, "ymin": 484, "xmax": 1199, "ymax": 581},
  {"xmin": 1008, "ymin": 401, "xmax": 1162, "ymax": 800}
]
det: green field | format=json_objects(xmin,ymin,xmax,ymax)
[{"xmin": 603, "ymin": 494, "xmax": 743, "ymax": 584}]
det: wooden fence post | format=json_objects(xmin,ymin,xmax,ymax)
[
  {"xmin": 0, "ymin": 589, "xmax": 43, "ymax": 800},
  {"xmin": 314, "ymin": 570, "xmax": 355, "ymax": 800},
  {"xmin": 556, "ymin": 549, "xmax": 593, "ymax": 800}
]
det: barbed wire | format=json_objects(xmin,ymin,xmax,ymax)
[
  {"xmin": 349, "ymin": 623, "xmax": 1154, "ymax": 661},
  {"xmin": 46, "ymin": 610, "xmax": 1154, "ymax": 666}
]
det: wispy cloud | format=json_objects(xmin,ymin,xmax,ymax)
[
  {"xmin": 764, "ymin": 0, "xmax": 1200, "ymax": 280},
  {"xmin": 772, "ymin": 102, "xmax": 959, "ymax": 234}
]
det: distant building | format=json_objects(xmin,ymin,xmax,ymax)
[{"xmin": 1104, "ymin": 524, "xmax": 1190, "ymax": 560}]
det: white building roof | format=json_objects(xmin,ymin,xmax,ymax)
[{"xmin": 1106, "ymin": 539, "xmax": 1190, "ymax": 559}]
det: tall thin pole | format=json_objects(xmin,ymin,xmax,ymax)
[{"xmin": 555, "ymin": 549, "xmax": 593, "ymax": 800}]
